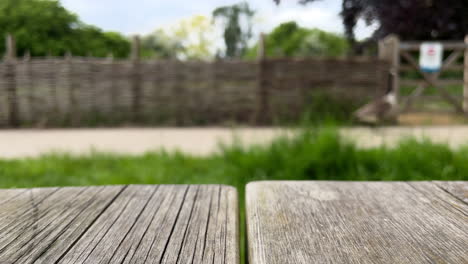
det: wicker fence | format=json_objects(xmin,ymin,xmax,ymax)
[{"xmin": 0, "ymin": 56, "xmax": 388, "ymax": 127}]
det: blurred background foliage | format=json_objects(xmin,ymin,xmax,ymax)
[
  {"xmin": 141, "ymin": 15, "xmax": 215, "ymax": 60},
  {"xmin": 0, "ymin": 0, "xmax": 131, "ymax": 57},
  {"xmin": 0, "ymin": 0, "xmax": 350, "ymax": 60},
  {"xmin": 1, "ymin": 0, "xmax": 466, "ymax": 60},
  {"xmin": 140, "ymin": 29, "xmax": 184, "ymax": 60},
  {"xmin": 277, "ymin": 0, "xmax": 468, "ymax": 53},
  {"xmin": 213, "ymin": 2, "xmax": 256, "ymax": 59},
  {"xmin": 245, "ymin": 21, "xmax": 349, "ymax": 59}
]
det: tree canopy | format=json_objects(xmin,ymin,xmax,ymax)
[
  {"xmin": 246, "ymin": 22, "xmax": 348, "ymax": 59},
  {"xmin": 141, "ymin": 15, "xmax": 215, "ymax": 60},
  {"xmin": 141, "ymin": 30, "xmax": 184, "ymax": 59},
  {"xmin": 0, "ymin": 0, "xmax": 130, "ymax": 57},
  {"xmin": 275, "ymin": 0, "xmax": 468, "ymax": 41},
  {"xmin": 213, "ymin": 2, "xmax": 255, "ymax": 58},
  {"xmin": 171, "ymin": 15, "xmax": 215, "ymax": 60}
]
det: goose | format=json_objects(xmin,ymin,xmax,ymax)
[{"xmin": 354, "ymin": 71, "xmax": 398, "ymax": 124}]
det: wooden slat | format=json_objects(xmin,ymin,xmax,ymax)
[
  {"xmin": 434, "ymin": 181, "xmax": 468, "ymax": 203},
  {"xmin": 400, "ymin": 42, "xmax": 468, "ymax": 51},
  {"xmin": 401, "ymin": 79, "xmax": 463, "ymax": 86},
  {"xmin": 246, "ymin": 181, "xmax": 468, "ymax": 264},
  {"xmin": 0, "ymin": 186, "xmax": 123, "ymax": 263},
  {"xmin": 0, "ymin": 185, "xmax": 238, "ymax": 264},
  {"xmin": 12, "ymin": 186, "xmax": 124, "ymax": 263},
  {"xmin": 0, "ymin": 189, "xmax": 27, "ymax": 205},
  {"xmin": 400, "ymin": 64, "xmax": 465, "ymax": 71},
  {"xmin": 0, "ymin": 188, "xmax": 60, "ymax": 233}
]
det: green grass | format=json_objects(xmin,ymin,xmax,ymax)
[
  {"xmin": 272, "ymin": 92, "xmax": 362, "ymax": 125},
  {"xmin": 1, "ymin": 127, "xmax": 466, "ymax": 190},
  {"xmin": 400, "ymin": 84, "xmax": 462, "ymax": 97},
  {"xmin": 1, "ymin": 127, "xmax": 467, "ymax": 263}
]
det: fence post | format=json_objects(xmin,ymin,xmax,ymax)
[
  {"xmin": 388, "ymin": 35, "xmax": 400, "ymax": 103},
  {"xmin": 173, "ymin": 61, "xmax": 186, "ymax": 126},
  {"xmin": 106, "ymin": 53, "xmax": 117, "ymax": 117},
  {"xmin": 379, "ymin": 34, "xmax": 400, "ymax": 101},
  {"xmin": 255, "ymin": 33, "xmax": 269, "ymax": 125},
  {"xmin": 377, "ymin": 40, "xmax": 388, "ymax": 97},
  {"xmin": 23, "ymin": 50, "xmax": 33, "ymax": 123},
  {"xmin": 47, "ymin": 52, "xmax": 59, "ymax": 119},
  {"xmin": 131, "ymin": 35, "xmax": 142, "ymax": 122},
  {"xmin": 66, "ymin": 51, "xmax": 79, "ymax": 125},
  {"xmin": 5, "ymin": 34, "xmax": 16, "ymax": 59},
  {"xmin": 87, "ymin": 52, "xmax": 97, "ymax": 114},
  {"xmin": 463, "ymin": 35, "xmax": 468, "ymax": 113},
  {"xmin": 5, "ymin": 34, "xmax": 19, "ymax": 127},
  {"xmin": 378, "ymin": 39, "xmax": 386, "ymax": 61}
]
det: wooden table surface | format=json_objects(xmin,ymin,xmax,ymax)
[
  {"xmin": 247, "ymin": 181, "xmax": 468, "ymax": 264},
  {"xmin": 0, "ymin": 185, "xmax": 238, "ymax": 264}
]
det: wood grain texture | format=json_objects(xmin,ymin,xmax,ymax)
[
  {"xmin": 246, "ymin": 181, "xmax": 468, "ymax": 264},
  {"xmin": 0, "ymin": 185, "xmax": 238, "ymax": 264},
  {"xmin": 434, "ymin": 181, "xmax": 468, "ymax": 204}
]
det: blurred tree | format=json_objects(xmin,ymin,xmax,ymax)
[
  {"xmin": 274, "ymin": 0, "xmax": 468, "ymax": 42},
  {"xmin": 72, "ymin": 26, "xmax": 130, "ymax": 58},
  {"xmin": 213, "ymin": 2, "xmax": 255, "ymax": 58},
  {"xmin": 141, "ymin": 29, "xmax": 184, "ymax": 59},
  {"xmin": 245, "ymin": 22, "xmax": 348, "ymax": 58},
  {"xmin": 142, "ymin": 15, "xmax": 215, "ymax": 60},
  {"xmin": 173, "ymin": 15, "xmax": 215, "ymax": 60},
  {"xmin": 0, "ymin": 0, "xmax": 130, "ymax": 57}
]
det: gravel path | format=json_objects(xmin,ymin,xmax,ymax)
[{"xmin": 1, "ymin": 126, "xmax": 468, "ymax": 158}]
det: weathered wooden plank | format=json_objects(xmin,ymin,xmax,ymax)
[
  {"xmin": 0, "ymin": 186, "xmax": 124, "ymax": 263},
  {"xmin": 14, "ymin": 186, "xmax": 124, "ymax": 263},
  {"xmin": 0, "ymin": 189, "xmax": 28, "ymax": 205},
  {"xmin": 0, "ymin": 187, "xmax": 57, "ymax": 208},
  {"xmin": 117, "ymin": 185, "xmax": 238, "ymax": 264},
  {"xmin": 246, "ymin": 181, "xmax": 468, "ymax": 264},
  {"xmin": 0, "ymin": 185, "xmax": 238, "ymax": 264},
  {"xmin": 0, "ymin": 188, "xmax": 61, "ymax": 242},
  {"xmin": 57, "ymin": 185, "xmax": 155, "ymax": 264},
  {"xmin": 434, "ymin": 181, "xmax": 468, "ymax": 203}
]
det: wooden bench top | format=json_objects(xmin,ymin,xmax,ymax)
[
  {"xmin": 246, "ymin": 181, "xmax": 468, "ymax": 264},
  {"xmin": 0, "ymin": 185, "xmax": 238, "ymax": 264}
]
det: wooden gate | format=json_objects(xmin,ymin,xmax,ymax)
[{"xmin": 379, "ymin": 35, "xmax": 468, "ymax": 114}]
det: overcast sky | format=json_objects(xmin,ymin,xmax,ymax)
[{"xmin": 60, "ymin": 0, "xmax": 376, "ymax": 39}]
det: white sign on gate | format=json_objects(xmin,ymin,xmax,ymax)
[{"xmin": 419, "ymin": 42, "xmax": 443, "ymax": 72}]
